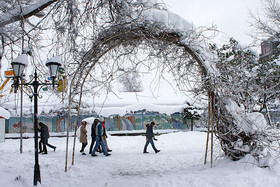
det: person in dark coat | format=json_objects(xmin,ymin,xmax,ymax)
[
  {"xmin": 143, "ymin": 121, "xmax": 160, "ymax": 154},
  {"xmin": 38, "ymin": 122, "xmax": 56, "ymax": 154},
  {"xmin": 89, "ymin": 119, "xmax": 99, "ymax": 154},
  {"xmin": 91, "ymin": 117, "xmax": 111, "ymax": 157}
]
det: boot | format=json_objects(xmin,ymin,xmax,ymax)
[
  {"xmin": 42, "ymin": 145, "xmax": 47, "ymax": 154},
  {"xmin": 42, "ymin": 150, "xmax": 48, "ymax": 154},
  {"xmin": 39, "ymin": 143, "xmax": 43, "ymax": 153}
]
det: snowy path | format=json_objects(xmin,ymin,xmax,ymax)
[{"xmin": 1, "ymin": 131, "xmax": 280, "ymax": 187}]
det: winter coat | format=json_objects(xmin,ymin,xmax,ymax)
[
  {"xmin": 95, "ymin": 122, "xmax": 104, "ymax": 137},
  {"xmin": 91, "ymin": 124, "xmax": 96, "ymax": 137},
  {"xmin": 145, "ymin": 124, "xmax": 154, "ymax": 139},
  {"xmin": 80, "ymin": 125, "xmax": 87, "ymax": 143},
  {"xmin": 39, "ymin": 123, "xmax": 50, "ymax": 141},
  {"xmin": 91, "ymin": 119, "xmax": 99, "ymax": 137}
]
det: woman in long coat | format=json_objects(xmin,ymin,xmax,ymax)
[{"xmin": 80, "ymin": 121, "xmax": 88, "ymax": 155}]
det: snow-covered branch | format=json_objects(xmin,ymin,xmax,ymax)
[{"xmin": 0, "ymin": 0, "xmax": 58, "ymax": 28}]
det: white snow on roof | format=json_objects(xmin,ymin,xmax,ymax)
[
  {"xmin": 0, "ymin": 107, "xmax": 10, "ymax": 119},
  {"xmin": 94, "ymin": 102, "xmax": 187, "ymax": 117}
]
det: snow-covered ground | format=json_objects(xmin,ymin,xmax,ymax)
[{"xmin": 1, "ymin": 131, "xmax": 280, "ymax": 187}]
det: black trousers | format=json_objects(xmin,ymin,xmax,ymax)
[
  {"xmin": 80, "ymin": 142, "xmax": 88, "ymax": 152},
  {"xmin": 89, "ymin": 136, "xmax": 96, "ymax": 153},
  {"xmin": 39, "ymin": 138, "xmax": 56, "ymax": 153}
]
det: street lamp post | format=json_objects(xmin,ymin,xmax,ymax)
[{"xmin": 11, "ymin": 55, "xmax": 61, "ymax": 186}]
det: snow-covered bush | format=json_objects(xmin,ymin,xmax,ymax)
[{"xmin": 210, "ymin": 39, "xmax": 280, "ymax": 164}]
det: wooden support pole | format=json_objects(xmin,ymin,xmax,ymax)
[
  {"xmin": 211, "ymin": 91, "xmax": 215, "ymax": 168},
  {"xmin": 65, "ymin": 119, "xmax": 69, "ymax": 172},
  {"xmin": 72, "ymin": 125, "xmax": 78, "ymax": 165},
  {"xmin": 204, "ymin": 92, "xmax": 211, "ymax": 164},
  {"xmin": 72, "ymin": 91, "xmax": 83, "ymax": 166}
]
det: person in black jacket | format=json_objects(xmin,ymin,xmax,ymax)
[
  {"xmin": 89, "ymin": 119, "xmax": 99, "ymax": 154},
  {"xmin": 38, "ymin": 122, "xmax": 56, "ymax": 154},
  {"xmin": 143, "ymin": 121, "xmax": 160, "ymax": 154}
]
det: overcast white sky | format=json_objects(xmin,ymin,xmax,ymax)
[{"xmin": 164, "ymin": 0, "xmax": 262, "ymax": 49}]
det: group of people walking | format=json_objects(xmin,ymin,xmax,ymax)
[
  {"xmin": 80, "ymin": 119, "xmax": 160, "ymax": 156},
  {"xmin": 37, "ymin": 119, "xmax": 160, "ymax": 156},
  {"xmin": 79, "ymin": 117, "xmax": 112, "ymax": 157}
]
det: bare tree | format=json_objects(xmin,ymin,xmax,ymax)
[
  {"xmin": 250, "ymin": 0, "xmax": 280, "ymax": 41},
  {"xmin": 118, "ymin": 68, "xmax": 143, "ymax": 92}
]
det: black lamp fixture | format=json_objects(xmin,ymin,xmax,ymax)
[
  {"xmin": 11, "ymin": 55, "xmax": 62, "ymax": 186},
  {"xmin": 46, "ymin": 56, "xmax": 61, "ymax": 87},
  {"xmin": 11, "ymin": 54, "xmax": 28, "ymax": 77},
  {"xmin": 45, "ymin": 56, "xmax": 62, "ymax": 87},
  {"xmin": 11, "ymin": 54, "xmax": 28, "ymax": 92}
]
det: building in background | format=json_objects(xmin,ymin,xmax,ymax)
[{"xmin": 259, "ymin": 37, "xmax": 280, "ymax": 61}]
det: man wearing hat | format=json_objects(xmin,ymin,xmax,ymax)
[{"xmin": 91, "ymin": 117, "xmax": 111, "ymax": 157}]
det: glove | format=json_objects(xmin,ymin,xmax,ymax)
[{"xmin": 153, "ymin": 137, "xmax": 158, "ymax": 141}]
